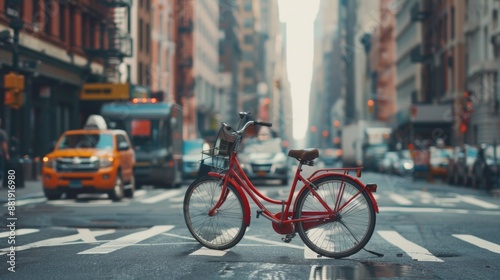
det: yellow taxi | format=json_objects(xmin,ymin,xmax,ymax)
[{"xmin": 42, "ymin": 116, "xmax": 135, "ymax": 201}]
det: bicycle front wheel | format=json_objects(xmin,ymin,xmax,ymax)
[
  {"xmin": 183, "ymin": 176, "xmax": 247, "ymax": 250},
  {"xmin": 295, "ymin": 176, "xmax": 376, "ymax": 258}
]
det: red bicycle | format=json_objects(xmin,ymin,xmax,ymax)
[{"xmin": 183, "ymin": 113, "xmax": 379, "ymax": 258}]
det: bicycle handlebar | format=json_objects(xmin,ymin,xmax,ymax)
[{"xmin": 254, "ymin": 121, "xmax": 272, "ymax": 127}]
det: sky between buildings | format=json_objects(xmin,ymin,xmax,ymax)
[{"xmin": 278, "ymin": 0, "xmax": 321, "ymax": 141}]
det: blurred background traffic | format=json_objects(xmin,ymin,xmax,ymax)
[{"xmin": 0, "ymin": 0, "xmax": 499, "ymax": 192}]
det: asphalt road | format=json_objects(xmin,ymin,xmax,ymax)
[{"xmin": 1, "ymin": 170, "xmax": 500, "ymax": 280}]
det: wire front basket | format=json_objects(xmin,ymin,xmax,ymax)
[{"xmin": 200, "ymin": 125, "xmax": 237, "ymax": 172}]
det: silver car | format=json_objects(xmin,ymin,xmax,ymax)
[{"xmin": 239, "ymin": 138, "xmax": 289, "ymax": 185}]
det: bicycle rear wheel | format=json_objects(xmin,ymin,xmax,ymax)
[
  {"xmin": 184, "ymin": 176, "xmax": 247, "ymax": 250},
  {"xmin": 295, "ymin": 176, "xmax": 376, "ymax": 258}
]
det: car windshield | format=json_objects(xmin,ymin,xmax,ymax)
[
  {"xmin": 184, "ymin": 139, "xmax": 205, "ymax": 155},
  {"xmin": 366, "ymin": 144, "xmax": 388, "ymax": 156},
  {"xmin": 57, "ymin": 134, "xmax": 114, "ymax": 150},
  {"xmin": 242, "ymin": 138, "xmax": 282, "ymax": 154},
  {"xmin": 485, "ymin": 145, "xmax": 500, "ymax": 160},
  {"xmin": 399, "ymin": 150, "xmax": 412, "ymax": 159}
]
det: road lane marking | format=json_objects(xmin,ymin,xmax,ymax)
[
  {"xmin": 78, "ymin": 225, "xmax": 174, "ymax": 254},
  {"xmin": 46, "ymin": 200, "xmax": 129, "ymax": 207},
  {"xmin": 138, "ymin": 190, "xmax": 184, "ymax": 204},
  {"xmin": 453, "ymin": 234, "xmax": 500, "ymax": 254},
  {"xmin": 0, "ymin": 228, "xmax": 39, "ymax": 238},
  {"xmin": 77, "ymin": 229, "xmax": 98, "ymax": 243},
  {"xmin": 378, "ymin": 230, "xmax": 444, "ymax": 262},
  {"xmin": 243, "ymin": 235, "xmax": 303, "ymax": 249},
  {"xmin": 0, "ymin": 229, "xmax": 115, "ymax": 255},
  {"xmin": 190, "ymin": 247, "xmax": 228, "ymax": 256},
  {"xmin": 3, "ymin": 197, "xmax": 47, "ymax": 207},
  {"xmin": 389, "ymin": 193, "xmax": 413, "ymax": 205},
  {"xmin": 456, "ymin": 195, "xmax": 499, "ymax": 209}
]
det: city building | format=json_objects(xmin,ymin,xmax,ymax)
[
  {"xmin": 307, "ymin": 0, "xmax": 339, "ymax": 148},
  {"xmin": 0, "ymin": 0, "xmax": 126, "ymax": 158},
  {"xmin": 238, "ymin": 0, "xmax": 259, "ymax": 115},
  {"xmin": 150, "ymin": 0, "xmax": 176, "ymax": 102},
  {"xmin": 219, "ymin": 0, "xmax": 242, "ymax": 127},
  {"xmin": 371, "ymin": 0, "xmax": 396, "ymax": 123},
  {"xmin": 465, "ymin": 0, "xmax": 500, "ymax": 145}
]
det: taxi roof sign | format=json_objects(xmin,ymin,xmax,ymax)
[{"xmin": 84, "ymin": 115, "xmax": 107, "ymax": 130}]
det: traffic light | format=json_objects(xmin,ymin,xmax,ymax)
[
  {"xmin": 4, "ymin": 72, "xmax": 25, "ymax": 108},
  {"xmin": 367, "ymin": 99, "xmax": 374, "ymax": 113}
]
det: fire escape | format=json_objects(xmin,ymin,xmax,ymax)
[{"xmin": 84, "ymin": 0, "xmax": 133, "ymax": 82}]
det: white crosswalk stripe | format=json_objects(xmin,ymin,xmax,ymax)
[
  {"xmin": 78, "ymin": 225, "xmax": 175, "ymax": 254},
  {"xmin": 136, "ymin": 190, "xmax": 184, "ymax": 204},
  {"xmin": 377, "ymin": 230, "xmax": 444, "ymax": 262},
  {"xmin": 3, "ymin": 225, "xmax": 500, "ymax": 261},
  {"xmin": 453, "ymin": 234, "xmax": 500, "ymax": 254}
]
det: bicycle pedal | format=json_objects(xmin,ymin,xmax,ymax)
[{"xmin": 281, "ymin": 237, "xmax": 292, "ymax": 243}]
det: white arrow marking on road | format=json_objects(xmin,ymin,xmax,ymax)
[
  {"xmin": 456, "ymin": 195, "xmax": 499, "ymax": 209},
  {"xmin": 453, "ymin": 234, "xmax": 500, "ymax": 254},
  {"xmin": 389, "ymin": 193, "xmax": 413, "ymax": 205},
  {"xmin": 78, "ymin": 225, "xmax": 174, "ymax": 254},
  {"xmin": 378, "ymin": 230, "xmax": 444, "ymax": 262},
  {"xmin": 0, "ymin": 229, "xmax": 115, "ymax": 255},
  {"xmin": 0, "ymin": 228, "xmax": 39, "ymax": 238},
  {"xmin": 138, "ymin": 190, "xmax": 184, "ymax": 204}
]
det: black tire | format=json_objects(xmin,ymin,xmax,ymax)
[
  {"xmin": 108, "ymin": 172, "xmax": 124, "ymax": 201},
  {"xmin": 295, "ymin": 176, "xmax": 376, "ymax": 258},
  {"xmin": 184, "ymin": 176, "xmax": 247, "ymax": 250},
  {"xmin": 124, "ymin": 175, "xmax": 135, "ymax": 198},
  {"xmin": 44, "ymin": 190, "xmax": 62, "ymax": 200}
]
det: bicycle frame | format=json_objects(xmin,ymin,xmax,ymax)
[{"xmin": 207, "ymin": 149, "xmax": 379, "ymax": 235}]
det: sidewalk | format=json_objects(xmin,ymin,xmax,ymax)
[{"xmin": 0, "ymin": 180, "xmax": 44, "ymax": 203}]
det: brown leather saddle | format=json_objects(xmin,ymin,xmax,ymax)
[{"xmin": 287, "ymin": 148, "xmax": 319, "ymax": 161}]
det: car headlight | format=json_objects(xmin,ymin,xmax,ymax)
[
  {"xmin": 99, "ymin": 157, "xmax": 114, "ymax": 168},
  {"xmin": 42, "ymin": 157, "xmax": 56, "ymax": 168},
  {"xmin": 403, "ymin": 161, "xmax": 414, "ymax": 170}
]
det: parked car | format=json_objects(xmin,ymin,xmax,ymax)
[
  {"xmin": 182, "ymin": 139, "xmax": 209, "ymax": 180},
  {"xmin": 429, "ymin": 146, "xmax": 453, "ymax": 181},
  {"xmin": 393, "ymin": 150, "xmax": 414, "ymax": 176},
  {"xmin": 378, "ymin": 152, "xmax": 399, "ymax": 174},
  {"xmin": 447, "ymin": 145, "xmax": 477, "ymax": 186},
  {"xmin": 471, "ymin": 144, "xmax": 500, "ymax": 190},
  {"xmin": 239, "ymin": 137, "xmax": 289, "ymax": 185},
  {"xmin": 42, "ymin": 115, "xmax": 135, "ymax": 201}
]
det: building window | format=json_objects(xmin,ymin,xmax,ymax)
[
  {"xmin": 59, "ymin": 4, "xmax": 65, "ymax": 41},
  {"xmin": 69, "ymin": 5, "xmax": 75, "ymax": 46},
  {"xmin": 244, "ymin": 34, "xmax": 253, "ymax": 44},
  {"xmin": 146, "ymin": 23, "xmax": 150, "ymax": 54},
  {"xmin": 244, "ymin": 85, "xmax": 254, "ymax": 93},
  {"xmin": 244, "ymin": 18, "xmax": 253, "ymax": 28},
  {"xmin": 81, "ymin": 14, "xmax": 88, "ymax": 48},
  {"xmin": 145, "ymin": 64, "xmax": 151, "ymax": 86},
  {"xmin": 244, "ymin": 51, "xmax": 253, "ymax": 61},
  {"xmin": 244, "ymin": 67, "xmax": 253, "ymax": 77},
  {"xmin": 139, "ymin": 62, "xmax": 143, "ymax": 85},
  {"xmin": 451, "ymin": 7, "xmax": 455, "ymax": 39},
  {"xmin": 44, "ymin": 0, "xmax": 52, "ymax": 35},
  {"xmin": 139, "ymin": 19, "xmax": 143, "ymax": 51},
  {"xmin": 244, "ymin": 1, "xmax": 252, "ymax": 11},
  {"xmin": 33, "ymin": 0, "xmax": 40, "ymax": 27}
]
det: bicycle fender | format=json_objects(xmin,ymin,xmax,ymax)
[
  {"xmin": 297, "ymin": 173, "xmax": 379, "ymax": 214},
  {"xmin": 207, "ymin": 172, "xmax": 252, "ymax": 226}
]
